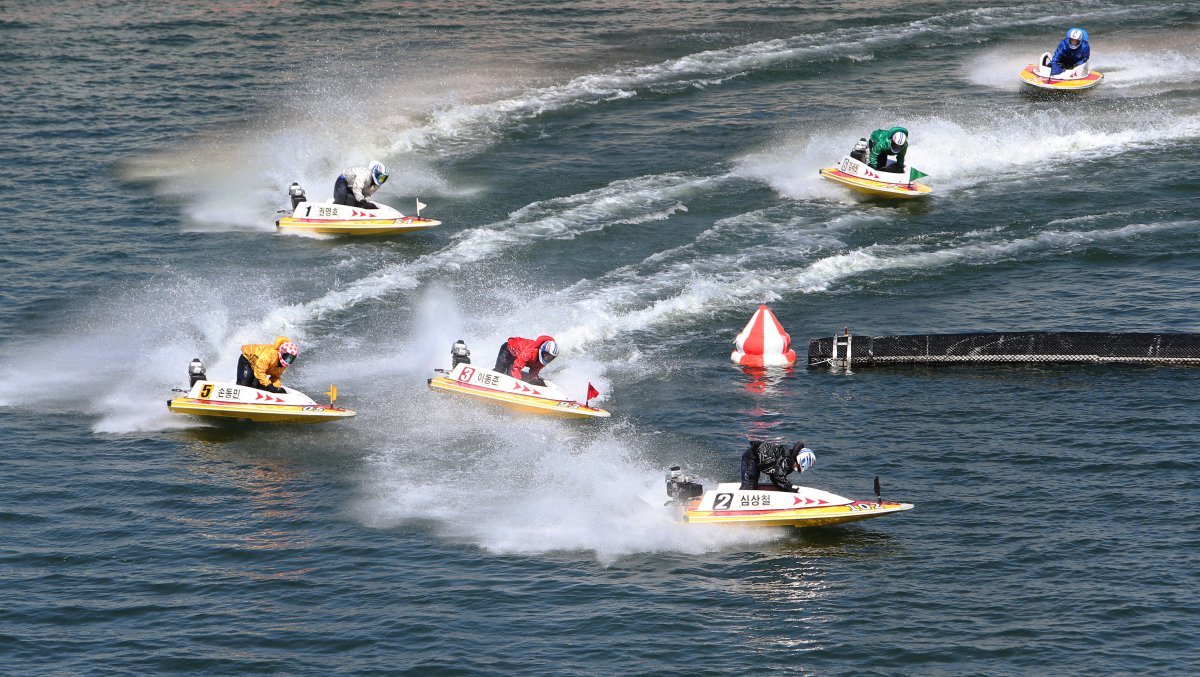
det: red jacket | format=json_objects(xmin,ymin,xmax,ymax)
[{"xmin": 506, "ymin": 335, "xmax": 555, "ymax": 379}]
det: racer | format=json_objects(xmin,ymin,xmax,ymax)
[
  {"xmin": 333, "ymin": 160, "xmax": 389, "ymax": 209},
  {"xmin": 739, "ymin": 440, "xmax": 816, "ymax": 492},
  {"xmin": 236, "ymin": 336, "xmax": 299, "ymax": 394},
  {"xmin": 1047, "ymin": 28, "xmax": 1091, "ymax": 76},
  {"xmin": 493, "ymin": 335, "xmax": 558, "ymax": 386},
  {"xmin": 854, "ymin": 126, "xmax": 908, "ymax": 172}
]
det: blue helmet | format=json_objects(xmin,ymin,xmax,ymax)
[
  {"xmin": 369, "ymin": 160, "xmax": 389, "ymax": 185},
  {"xmin": 538, "ymin": 339, "xmax": 559, "ymax": 365},
  {"xmin": 1066, "ymin": 28, "xmax": 1087, "ymax": 48}
]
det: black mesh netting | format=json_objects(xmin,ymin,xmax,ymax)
[{"xmin": 807, "ymin": 332, "xmax": 1200, "ymax": 368}]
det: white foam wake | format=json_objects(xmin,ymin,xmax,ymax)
[
  {"xmin": 545, "ymin": 220, "xmax": 1197, "ymax": 354},
  {"xmin": 738, "ymin": 109, "xmax": 1200, "ymax": 200}
]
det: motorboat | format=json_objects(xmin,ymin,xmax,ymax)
[
  {"xmin": 819, "ymin": 154, "xmax": 932, "ymax": 199},
  {"xmin": 275, "ymin": 182, "xmax": 441, "ymax": 236},
  {"xmin": 167, "ymin": 358, "xmax": 356, "ymax": 424},
  {"xmin": 427, "ymin": 341, "xmax": 610, "ymax": 419},
  {"xmin": 1019, "ymin": 55, "xmax": 1103, "ymax": 90},
  {"xmin": 664, "ymin": 467, "xmax": 912, "ymax": 528}
]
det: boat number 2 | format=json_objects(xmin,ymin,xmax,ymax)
[
  {"xmin": 458, "ymin": 367, "xmax": 476, "ymax": 382},
  {"xmin": 714, "ymin": 493, "xmax": 733, "ymax": 510}
]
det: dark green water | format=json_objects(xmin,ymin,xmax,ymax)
[{"xmin": 2, "ymin": 1, "xmax": 1198, "ymax": 673}]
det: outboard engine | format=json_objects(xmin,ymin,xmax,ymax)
[
  {"xmin": 665, "ymin": 466, "xmax": 704, "ymax": 504},
  {"xmin": 288, "ymin": 182, "xmax": 307, "ymax": 209},
  {"xmin": 450, "ymin": 340, "xmax": 471, "ymax": 368},
  {"xmin": 188, "ymin": 358, "xmax": 207, "ymax": 387},
  {"xmin": 850, "ymin": 137, "xmax": 868, "ymax": 161}
]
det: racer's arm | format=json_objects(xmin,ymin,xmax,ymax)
[
  {"xmin": 252, "ymin": 359, "xmax": 273, "ymax": 388},
  {"xmin": 1050, "ymin": 41, "xmax": 1068, "ymax": 68},
  {"xmin": 767, "ymin": 469, "xmax": 800, "ymax": 492},
  {"xmin": 867, "ymin": 135, "xmax": 893, "ymax": 168},
  {"xmin": 509, "ymin": 354, "xmax": 527, "ymax": 380}
]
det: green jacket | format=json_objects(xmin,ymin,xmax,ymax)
[{"xmin": 867, "ymin": 126, "xmax": 908, "ymax": 169}]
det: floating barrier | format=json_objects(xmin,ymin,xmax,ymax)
[
  {"xmin": 731, "ymin": 305, "xmax": 796, "ymax": 367},
  {"xmin": 808, "ymin": 330, "xmax": 1200, "ymax": 370}
]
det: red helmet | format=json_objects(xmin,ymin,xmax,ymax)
[{"xmin": 278, "ymin": 342, "xmax": 299, "ymax": 366}]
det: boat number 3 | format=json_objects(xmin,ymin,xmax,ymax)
[
  {"xmin": 199, "ymin": 384, "xmax": 213, "ymax": 398},
  {"xmin": 458, "ymin": 367, "xmax": 476, "ymax": 382},
  {"xmin": 714, "ymin": 493, "xmax": 733, "ymax": 510}
]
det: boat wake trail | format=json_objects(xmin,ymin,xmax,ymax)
[
  {"xmin": 353, "ymin": 407, "xmax": 776, "ymax": 563},
  {"xmin": 543, "ymin": 219, "xmax": 1199, "ymax": 356},
  {"xmin": 739, "ymin": 109, "xmax": 1200, "ymax": 200}
]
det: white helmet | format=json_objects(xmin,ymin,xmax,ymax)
[
  {"xmin": 890, "ymin": 131, "xmax": 907, "ymax": 150},
  {"xmin": 369, "ymin": 160, "xmax": 389, "ymax": 185},
  {"xmin": 797, "ymin": 449, "xmax": 816, "ymax": 472},
  {"xmin": 538, "ymin": 339, "xmax": 559, "ymax": 365}
]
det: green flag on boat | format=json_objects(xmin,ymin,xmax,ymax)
[{"xmin": 909, "ymin": 167, "xmax": 928, "ymax": 182}]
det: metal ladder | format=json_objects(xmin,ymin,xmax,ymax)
[{"xmin": 831, "ymin": 328, "xmax": 853, "ymax": 373}]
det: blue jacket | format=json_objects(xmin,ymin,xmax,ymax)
[{"xmin": 1050, "ymin": 29, "xmax": 1090, "ymax": 74}]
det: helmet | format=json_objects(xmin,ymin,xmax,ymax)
[
  {"xmin": 796, "ymin": 449, "xmax": 816, "ymax": 473},
  {"xmin": 1067, "ymin": 28, "xmax": 1084, "ymax": 48},
  {"xmin": 890, "ymin": 131, "xmax": 907, "ymax": 151},
  {"xmin": 278, "ymin": 341, "xmax": 299, "ymax": 366},
  {"xmin": 369, "ymin": 160, "xmax": 389, "ymax": 185},
  {"xmin": 538, "ymin": 339, "xmax": 559, "ymax": 365}
]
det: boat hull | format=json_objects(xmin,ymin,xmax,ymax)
[
  {"xmin": 684, "ymin": 499, "xmax": 913, "ymax": 527},
  {"xmin": 427, "ymin": 363, "xmax": 610, "ymax": 419},
  {"xmin": 276, "ymin": 201, "xmax": 441, "ymax": 235},
  {"xmin": 677, "ymin": 482, "xmax": 912, "ymax": 528},
  {"xmin": 276, "ymin": 215, "xmax": 441, "ymax": 236},
  {"xmin": 168, "ymin": 397, "xmax": 356, "ymax": 423},
  {"xmin": 1019, "ymin": 64, "xmax": 1103, "ymax": 90},
  {"xmin": 166, "ymin": 379, "xmax": 355, "ymax": 424},
  {"xmin": 819, "ymin": 156, "xmax": 931, "ymax": 199}
]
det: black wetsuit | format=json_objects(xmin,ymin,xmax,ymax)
[{"xmin": 739, "ymin": 441, "xmax": 801, "ymax": 491}]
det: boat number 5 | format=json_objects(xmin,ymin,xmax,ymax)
[
  {"xmin": 199, "ymin": 384, "xmax": 213, "ymax": 398},
  {"xmin": 458, "ymin": 367, "xmax": 476, "ymax": 382},
  {"xmin": 714, "ymin": 493, "xmax": 733, "ymax": 510}
]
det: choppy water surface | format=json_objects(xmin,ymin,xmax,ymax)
[{"xmin": 2, "ymin": 1, "xmax": 1198, "ymax": 674}]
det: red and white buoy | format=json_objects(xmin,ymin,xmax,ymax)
[{"xmin": 731, "ymin": 304, "xmax": 796, "ymax": 367}]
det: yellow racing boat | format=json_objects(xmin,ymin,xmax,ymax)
[
  {"xmin": 275, "ymin": 183, "xmax": 441, "ymax": 236},
  {"xmin": 428, "ymin": 342, "xmax": 609, "ymax": 420},
  {"xmin": 167, "ymin": 359, "xmax": 355, "ymax": 424},
  {"xmin": 1019, "ymin": 57, "xmax": 1103, "ymax": 91},
  {"xmin": 819, "ymin": 155, "xmax": 932, "ymax": 199},
  {"xmin": 665, "ymin": 469, "xmax": 912, "ymax": 528}
]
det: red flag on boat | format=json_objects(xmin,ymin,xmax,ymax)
[{"xmin": 586, "ymin": 382, "xmax": 600, "ymax": 405}]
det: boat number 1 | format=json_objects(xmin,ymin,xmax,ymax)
[{"xmin": 714, "ymin": 493, "xmax": 733, "ymax": 510}]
